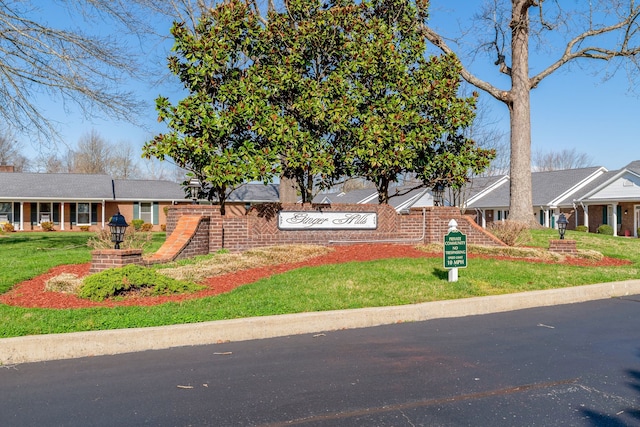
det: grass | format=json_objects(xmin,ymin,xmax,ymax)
[
  {"xmin": 0, "ymin": 232, "xmax": 166, "ymax": 294},
  {"xmin": 0, "ymin": 229, "xmax": 639, "ymax": 338}
]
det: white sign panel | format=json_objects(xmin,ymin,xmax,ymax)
[{"xmin": 278, "ymin": 211, "xmax": 377, "ymax": 230}]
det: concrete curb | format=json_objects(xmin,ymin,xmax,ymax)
[{"xmin": 2, "ymin": 280, "xmax": 640, "ymax": 365}]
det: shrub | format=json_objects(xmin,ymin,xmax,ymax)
[
  {"xmin": 596, "ymin": 224, "xmax": 614, "ymax": 235},
  {"xmin": 141, "ymin": 223, "xmax": 153, "ymax": 232},
  {"xmin": 79, "ymin": 225, "xmax": 90, "ymax": 232},
  {"xmin": 2, "ymin": 222, "xmax": 14, "ymax": 232},
  {"xmin": 86, "ymin": 227, "xmax": 154, "ymax": 251},
  {"xmin": 131, "ymin": 219, "xmax": 145, "ymax": 231},
  {"xmin": 575, "ymin": 225, "xmax": 588, "ymax": 233},
  {"xmin": 160, "ymin": 224, "xmax": 166, "ymax": 232},
  {"xmin": 40, "ymin": 221, "xmax": 55, "ymax": 231},
  {"xmin": 487, "ymin": 220, "xmax": 531, "ymax": 246},
  {"xmin": 79, "ymin": 264, "xmax": 204, "ymax": 301}
]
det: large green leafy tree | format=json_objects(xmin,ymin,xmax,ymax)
[
  {"xmin": 337, "ymin": 0, "xmax": 494, "ymax": 203},
  {"xmin": 147, "ymin": 0, "xmax": 493, "ymax": 208},
  {"xmin": 248, "ymin": 0, "xmax": 356, "ymax": 203},
  {"xmin": 143, "ymin": 1, "xmax": 278, "ymax": 214},
  {"xmin": 252, "ymin": 0, "xmax": 493, "ymax": 203}
]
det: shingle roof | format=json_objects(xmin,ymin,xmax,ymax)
[
  {"xmin": 313, "ymin": 188, "xmax": 378, "ymax": 204},
  {"xmin": 557, "ymin": 170, "xmax": 617, "ymax": 204},
  {"xmin": 0, "ymin": 173, "xmax": 115, "ymax": 200},
  {"xmin": 465, "ymin": 179, "xmax": 510, "ymax": 209},
  {"xmin": 464, "ymin": 175, "xmax": 510, "ymax": 208},
  {"xmin": 227, "ymin": 183, "xmax": 280, "ymax": 202},
  {"xmin": 466, "ymin": 167, "xmax": 607, "ymax": 209},
  {"xmin": 531, "ymin": 167, "xmax": 604, "ymax": 206},
  {"xmin": 313, "ymin": 185, "xmax": 434, "ymax": 211},
  {"xmin": 0, "ymin": 173, "xmax": 186, "ymax": 201},
  {"xmin": 113, "ymin": 179, "xmax": 186, "ymax": 201},
  {"xmin": 622, "ymin": 160, "xmax": 640, "ymax": 174}
]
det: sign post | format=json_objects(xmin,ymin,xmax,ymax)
[{"xmin": 443, "ymin": 219, "xmax": 467, "ymax": 282}]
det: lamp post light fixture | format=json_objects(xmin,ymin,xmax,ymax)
[
  {"xmin": 557, "ymin": 213, "xmax": 568, "ymax": 240},
  {"xmin": 187, "ymin": 177, "xmax": 202, "ymax": 205},
  {"xmin": 433, "ymin": 183, "xmax": 445, "ymax": 207},
  {"xmin": 107, "ymin": 211, "xmax": 129, "ymax": 249}
]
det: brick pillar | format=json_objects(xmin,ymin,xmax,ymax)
[
  {"xmin": 549, "ymin": 239, "xmax": 577, "ymax": 255},
  {"xmin": 90, "ymin": 249, "xmax": 144, "ymax": 273}
]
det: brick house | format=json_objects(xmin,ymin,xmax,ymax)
[
  {"xmin": 0, "ymin": 172, "xmax": 286, "ymax": 232},
  {"xmin": 463, "ymin": 161, "xmax": 640, "ymax": 237},
  {"xmin": 0, "ymin": 172, "xmax": 187, "ymax": 231}
]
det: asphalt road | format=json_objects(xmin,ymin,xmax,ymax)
[{"xmin": 1, "ymin": 296, "xmax": 640, "ymax": 426}]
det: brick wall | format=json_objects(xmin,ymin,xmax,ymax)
[
  {"xmin": 90, "ymin": 249, "xmax": 144, "ymax": 273},
  {"xmin": 165, "ymin": 203, "xmax": 505, "ymax": 256},
  {"xmin": 549, "ymin": 239, "xmax": 577, "ymax": 255},
  {"xmin": 175, "ymin": 217, "xmax": 211, "ymax": 260}
]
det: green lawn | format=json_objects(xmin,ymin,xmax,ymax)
[{"xmin": 0, "ymin": 229, "xmax": 638, "ymax": 338}]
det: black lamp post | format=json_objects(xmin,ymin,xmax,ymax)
[
  {"xmin": 187, "ymin": 177, "xmax": 201, "ymax": 205},
  {"xmin": 557, "ymin": 213, "xmax": 568, "ymax": 240},
  {"xmin": 433, "ymin": 183, "xmax": 445, "ymax": 207},
  {"xmin": 108, "ymin": 211, "xmax": 129, "ymax": 249}
]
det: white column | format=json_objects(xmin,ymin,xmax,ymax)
[
  {"xmin": 60, "ymin": 203, "xmax": 65, "ymax": 231},
  {"xmin": 19, "ymin": 202, "xmax": 24, "ymax": 231},
  {"xmin": 583, "ymin": 205, "xmax": 589, "ymax": 232},
  {"xmin": 612, "ymin": 203, "xmax": 618, "ymax": 236},
  {"xmin": 102, "ymin": 200, "xmax": 106, "ymax": 229},
  {"xmin": 544, "ymin": 209, "xmax": 550, "ymax": 228},
  {"xmin": 481, "ymin": 210, "xmax": 486, "ymax": 228}
]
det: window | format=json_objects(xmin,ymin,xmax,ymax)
[
  {"xmin": 39, "ymin": 202, "xmax": 52, "ymax": 223},
  {"xmin": 134, "ymin": 201, "xmax": 158, "ymax": 225},
  {"xmin": 78, "ymin": 203, "xmax": 90, "ymax": 225},
  {"xmin": 139, "ymin": 202, "xmax": 152, "ymax": 223},
  {"xmin": 0, "ymin": 202, "xmax": 12, "ymax": 223}
]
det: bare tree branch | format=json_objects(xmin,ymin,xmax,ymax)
[
  {"xmin": 422, "ymin": 25, "xmax": 511, "ymax": 103},
  {"xmin": 530, "ymin": 4, "xmax": 640, "ymax": 89}
]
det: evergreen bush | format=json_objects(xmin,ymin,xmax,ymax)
[
  {"xmin": 79, "ymin": 264, "xmax": 204, "ymax": 301},
  {"xmin": 131, "ymin": 219, "xmax": 144, "ymax": 231},
  {"xmin": 596, "ymin": 224, "xmax": 614, "ymax": 235}
]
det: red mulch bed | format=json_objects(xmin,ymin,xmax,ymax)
[{"xmin": 0, "ymin": 244, "xmax": 629, "ymax": 310}]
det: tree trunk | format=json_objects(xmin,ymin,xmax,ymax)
[
  {"xmin": 279, "ymin": 176, "xmax": 298, "ymax": 203},
  {"xmin": 507, "ymin": 1, "xmax": 534, "ymax": 224}
]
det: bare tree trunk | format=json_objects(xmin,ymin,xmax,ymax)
[{"xmin": 507, "ymin": 0, "xmax": 534, "ymax": 224}]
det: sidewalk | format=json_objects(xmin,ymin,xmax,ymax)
[{"xmin": 2, "ymin": 279, "xmax": 640, "ymax": 365}]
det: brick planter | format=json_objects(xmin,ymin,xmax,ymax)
[
  {"xmin": 90, "ymin": 249, "xmax": 144, "ymax": 273},
  {"xmin": 549, "ymin": 239, "xmax": 577, "ymax": 255}
]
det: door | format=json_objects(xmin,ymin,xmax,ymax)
[{"xmin": 635, "ymin": 205, "xmax": 640, "ymax": 237}]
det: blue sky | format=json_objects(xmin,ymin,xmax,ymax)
[{"xmin": 25, "ymin": 1, "xmax": 639, "ymax": 172}]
